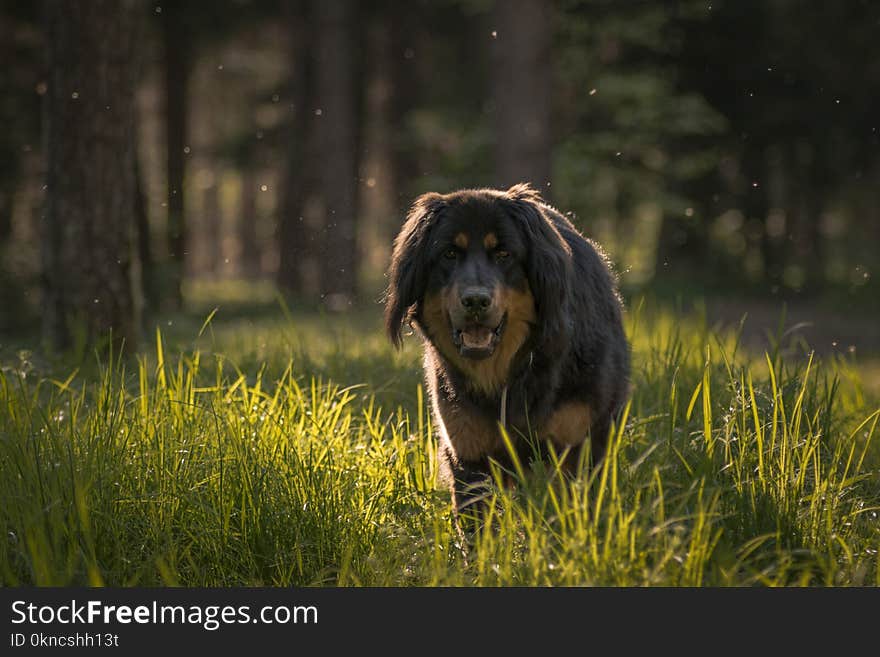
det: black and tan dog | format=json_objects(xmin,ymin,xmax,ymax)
[{"xmin": 385, "ymin": 183, "xmax": 630, "ymax": 515}]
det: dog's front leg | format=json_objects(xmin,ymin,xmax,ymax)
[{"xmin": 450, "ymin": 458, "xmax": 494, "ymax": 518}]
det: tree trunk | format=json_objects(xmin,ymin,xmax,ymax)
[
  {"xmin": 388, "ymin": 2, "xmax": 419, "ymax": 217},
  {"xmin": 202, "ymin": 178, "xmax": 222, "ymax": 276},
  {"xmin": 0, "ymin": 181, "xmax": 12, "ymax": 247},
  {"xmin": 0, "ymin": 179, "xmax": 20, "ymax": 334},
  {"xmin": 654, "ymin": 175, "xmax": 711, "ymax": 282},
  {"xmin": 277, "ymin": 0, "xmax": 315, "ymax": 296},
  {"xmin": 490, "ymin": 0, "xmax": 553, "ymax": 193},
  {"xmin": 315, "ymin": 0, "xmax": 360, "ymax": 305},
  {"xmin": 43, "ymin": 0, "xmax": 140, "ymax": 352},
  {"xmin": 162, "ymin": 0, "xmax": 190, "ymax": 309},
  {"xmin": 791, "ymin": 143, "xmax": 824, "ymax": 294},
  {"xmin": 239, "ymin": 168, "xmax": 261, "ymax": 278},
  {"xmin": 134, "ymin": 145, "xmax": 156, "ymax": 323},
  {"xmin": 654, "ymin": 210, "xmax": 687, "ymax": 279},
  {"xmin": 762, "ymin": 145, "xmax": 788, "ymax": 289}
]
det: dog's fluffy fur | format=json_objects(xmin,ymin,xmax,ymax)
[{"xmin": 385, "ymin": 184, "xmax": 630, "ymax": 513}]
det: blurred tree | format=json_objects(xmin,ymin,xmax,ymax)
[
  {"xmin": 161, "ymin": 0, "xmax": 192, "ymax": 309},
  {"xmin": 133, "ymin": 144, "xmax": 157, "ymax": 322},
  {"xmin": 0, "ymin": 3, "xmax": 38, "ymax": 242},
  {"xmin": 152, "ymin": 0, "xmax": 275, "ymax": 300},
  {"xmin": 397, "ymin": 1, "xmax": 492, "ymax": 194},
  {"xmin": 387, "ymin": 0, "xmax": 420, "ymax": 215},
  {"xmin": 490, "ymin": 0, "xmax": 552, "ymax": 191},
  {"xmin": 677, "ymin": 0, "xmax": 880, "ymax": 295},
  {"xmin": 554, "ymin": 0, "xmax": 725, "ymax": 286},
  {"xmin": 4, "ymin": 0, "xmax": 877, "ymax": 334},
  {"xmin": 43, "ymin": 0, "xmax": 142, "ymax": 350},
  {"xmin": 217, "ymin": 100, "xmax": 270, "ymax": 281},
  {"xmin": 0, "ymin": 0, "xmax": 41, "ymax": 332},
  {"xmin": 314, "ymin": 0, "xmax": 362, "ymax": 304},
  {"xmin": 202, "ymin": 175, "xmax": 223, "ymax": 274},
  {"xmin": 239, "ymin": 168, "xmax": 261, "ymax": 277},
  {"xmin": 278, "ymin": 0, "xmax": 315, "ymax": 296}
]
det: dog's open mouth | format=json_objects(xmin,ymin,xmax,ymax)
[{"xmin": 452, "ymin": 313, "xmax": 507, "ymax": 359}]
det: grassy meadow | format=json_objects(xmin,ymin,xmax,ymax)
[{"xmin": 1, "ymin": 287, "xmax": 879, "ymax": 586}]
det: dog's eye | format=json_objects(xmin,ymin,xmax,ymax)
[
  {"xmin": 443, "ymin": 249, "xmax": 459, "ymax": 260},
  {"xmin": 494, "ymin": 250, "xmax": 511, "ymax": 262}
]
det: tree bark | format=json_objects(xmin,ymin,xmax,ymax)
[
  {"xmin": 134, "ymin": 145, "xmax": 156, "ymax": 323},
  {"xmin": 239, "ymin": 168, "xmax": 261, "ymax": 278},
  {"xmin": 388, "ymin": 1, "xmax": 419, "ymax": 216},
  {"xmin": 43, "ymin": 0, "xmax": 140, "ymax": 351},
  {"xmin": 791, "ymin": 143, "xmax": 824, "ymax": 294},
  {"xmin": 490, "ymin": 0, "xmax": 553, "ymax": 193},
  {"xmin": 315, "ymin": 0, "xmax": 360, "ymax": 305},
  {"xmin": 162, "ymin": 0, "xmax": 190, "ymax": 309},
  {"xmin": 0, "ymin": 180, "xmax": 13, "ymax": 248},
  {"xmin": 277, "ymin": 0, "xmax": 315, "ymax": 296},
  {"xmin": 761, "ymin": 145, "xmax": 788, "ymax": 289},
  {"xmin": 200, "ymin": 178, "xmax": 223, "ymax": 276}
]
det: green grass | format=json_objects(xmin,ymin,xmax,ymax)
[{"xmin": 1, "ymin": 297, "xmax": 878, "ymax": 586}]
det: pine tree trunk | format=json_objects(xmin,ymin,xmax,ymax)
[
  {"xmin": 134, "ymin": 145, "xmax": 156, "ymax": 323},
  {"xmin": 239, "ymin": 168, "xmax": 261, "ymax": 278},
  {"xmin": 202, "ymin": 178, "xmax": 222, "ymax": 276},
  {"xmin": 0, "ymin": 181, "xmax": 12, "ymax": 247},
  {"xmin": 277, "ymin": 0, "xmax": 314, "ymax": 296},
  {"xmin": 388, "ymin": 2, "xmax": 419, "ymax": 216},
  {"xmin": 315, "ymin": 0, "xmax": 360, "ymax": 305},
  {"xmin": 163, "ymin": 0, "xmax": 190, "ymax": 309},
  {"xmin": 490, "ymin": 0, "xmax": 553, "ymax": 193},
  {"xmin": 762, "ymin": 145, "xmax": 788, "ymax": 289},
  {"xmin": 43, "ymin": 0, "xmax": 140, "ymax": 351},
  {"xmin": 791, "ymin": 145, "xmax": 824, "ymax": 294}
]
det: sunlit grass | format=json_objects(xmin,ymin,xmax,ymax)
[{"xmin": 1, "ymin": 299, "xmax": 878, "ymax": 586}]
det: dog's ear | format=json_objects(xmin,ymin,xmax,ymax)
[
  {"xmin": 503, "ymin": 186, "xmax": 573, "ymax": 351},
  {"xmin": 384, "ymin": 192, "xmax": 445, "ymax": 348}
]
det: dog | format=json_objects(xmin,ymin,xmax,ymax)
[{"xmin": 384, "ymin": 183, "xmax": 630, "ymax": 515}]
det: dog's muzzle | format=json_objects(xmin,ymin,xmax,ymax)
[{"xmin": 452, "ymin": 313, "xmax": 507, "ymax": 360}]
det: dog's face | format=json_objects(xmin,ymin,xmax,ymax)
[
  {"xmin": 385, "ymin": 184, "xmax": 573, "ymax": 387},
  {"xmin": 421, "ymin": 200, "xmax": 534, "ymax": 361}
]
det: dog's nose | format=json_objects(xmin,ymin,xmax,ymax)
[{"xmin": 460, "ymin": 288, "xmax": 492, "ymax": 313}]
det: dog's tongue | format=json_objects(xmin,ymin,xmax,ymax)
[{"xmin": 460, "ymin": 326, "xmax": 493, "ymax": 349}]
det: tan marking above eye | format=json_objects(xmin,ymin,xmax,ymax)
[
  {"xmin": 454, "ymin": 233, "xmax": 468, "ymax": 249},
  {"xmin": 483, "ymin": 232, "xmax": 498, "ymax": 249}
]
